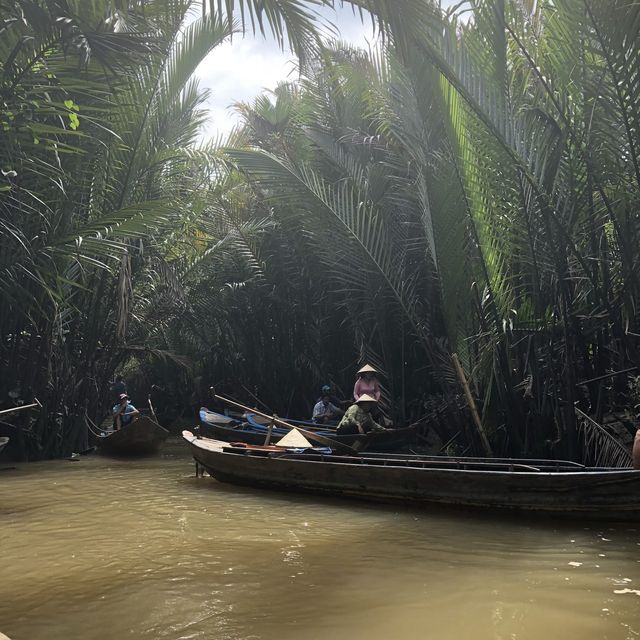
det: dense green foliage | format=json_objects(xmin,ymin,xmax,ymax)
[
  {"xmin": 0, "ymin": 0, "xmax": 334, "ymax": 457},
  {"xmin": 2, "ymin": 0, "xmax": 639, "ymax": 464}
]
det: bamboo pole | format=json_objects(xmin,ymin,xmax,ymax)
[
  {"xmin": 576, "ymin": 366, "xmax": 638, "ymax": 386},
  {"xmin": 212, "ymin": 391, "xmax": 358, "ymax": 455},
  {"xmin": 148, "ymin": 396, "xmax": 159, "ymax": 424},
  {"xmin": 264, "ymin": 419, "xmax": 275, "ymax": 446},
  {"xmin": 451, "ymin": 354, "xmax": 493, "ymax": 456},
  {"xmin": 0, "ymin": 398, "xmax": 42, "ymax": 418},
  {"xmin": 240, "ymin": 384, "xmax": 272, "ymax": 413}
]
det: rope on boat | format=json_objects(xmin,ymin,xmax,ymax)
[{"xmin": 85, "ymin": 413, "xmax": 107, "ymax": 438}]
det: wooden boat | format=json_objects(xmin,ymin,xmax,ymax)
[
  {"xmin": 97, "ymin": 416, "xmax": 168, "ymax": 456},
  {"xmin": 0, "ymin": 437, "xmax": 9, "ymax": 455},
  {"xmin": 198, "ymin": 408, "xmax": 416, "ymax": 451},
  {"xmin": 199, "ymin": 408, "xmax": 246, "ymax": 429},
  {"xmin": 183, "ymin": 431, "xmax": 640, "ymax": 520}
]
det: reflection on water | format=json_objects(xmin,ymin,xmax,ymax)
[{"xmin": 1, "ymin": 440, "xmax": 639, "ymax": 640}]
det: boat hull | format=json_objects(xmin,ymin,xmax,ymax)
[
  {"xmin": 199, "ymin": 408, "xmax": 415, "ymax": 451},
  {"xmin": 183, "ymin": 432, "xmax": 640, "ymax": 520},
  {"xmin": 98, "ymin": 417, "xmax": 168, "ymax": 457}
]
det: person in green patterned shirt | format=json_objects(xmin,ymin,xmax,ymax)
[{"xmin": 336, "ymin": 394, "xmax": 386, "ymax": 435}]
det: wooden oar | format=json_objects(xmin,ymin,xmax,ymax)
[
  {"xmin": 0, "ymin": 398, "xmax": 42, "ymax": 418},
  {"xmin": 212, "ymin": 391, "xmax": 359, "ymax": 455}
]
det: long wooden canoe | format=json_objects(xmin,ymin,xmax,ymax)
[
  {"xmin": 97, "ymin": 417, "xmax": 168, "ymax": 457},
  {"xmin": 198, "ymin": 408, "xmax": 416, "ymax": 451},
  {"xmin": 183, "ymin": 431, "xmax": 640, "ymax": 520}
]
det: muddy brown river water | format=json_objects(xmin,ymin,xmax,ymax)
[{"xmin": 1, "ymin": 440, "xmax": 639, "ymax": 640}]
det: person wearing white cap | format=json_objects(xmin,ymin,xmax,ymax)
[
  {"xmin": 336, "ymin": 394, "xmax": 386, "ymax": 435},
  {"xmin": 353, "ymin": 363, "xmax": 381, "ymax": 402},
  {"xmin": 112, "ymin": 393, "xmax": 139, "ymax": 431}
]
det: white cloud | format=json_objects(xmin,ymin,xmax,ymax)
[
  {"xmin": 194, "ymin": 4, "xmax": 377, "ymax": 139},
  {"xmin": 195, "ymin": 36, "xmax": 297, "ymax": 139}
]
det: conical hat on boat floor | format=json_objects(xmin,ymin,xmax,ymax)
[{"xmin": 277, "ymin": 428, "xmax": 313, "ymax": 449}]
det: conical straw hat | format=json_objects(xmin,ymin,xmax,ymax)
[
  {"xmin": 356, "ymin": 393, "xmax": 378, "ymax": 404},
  {"xmin": 277, "ymin": 428, "xmax": 313, "ymax": 448},
  {"xmin": 357, "ymin": 364, "xmax": 377, "ymax": 374}
]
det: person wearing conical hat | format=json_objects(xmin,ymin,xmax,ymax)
[
  {"xmin": 353, "ymin": 363, "xmax": 381, "ymax": 402},
  {"xmin": 336, "ymin": 393, "xmax": 386, "ymax": 436}
]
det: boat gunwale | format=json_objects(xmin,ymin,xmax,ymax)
[{"xmin": 185, "ymin": 433, "xmax": 638, "ymax": 477}]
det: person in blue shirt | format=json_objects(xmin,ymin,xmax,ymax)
[
  {"xmin": 311, "ymin": 391, "xmax": 344, "ymax": 424},
  {"xmin": 112, "ymin": 393, "xmax": 139, "ymax": 430}
]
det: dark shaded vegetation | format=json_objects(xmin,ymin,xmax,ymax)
[{"xmin": 2, "ymin": 0, "xmax": 639, "ymax": 465}]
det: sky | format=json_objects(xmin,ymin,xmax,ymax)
[{"xmin": 193, "ymin": 5, "xmax": 380, "ymax": 139}]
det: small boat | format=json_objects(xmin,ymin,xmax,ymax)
[
  {"xmin": 0, "ymin": 437, "xmax": 9, "ymax": 455},
  {"xmin": 97, "ymin": 416, "xmax": 168, "ymax": 456},
  {"xmin": 198, "ymin": 408, "xmax": 415, "ymax": 451},
  {"xmin": 183, "ymin": 431, "xmax": 640, "ymax": 520},
  {"xmin": 199, "ymin": 408, "xmax": 246, "ymax": 429}
]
